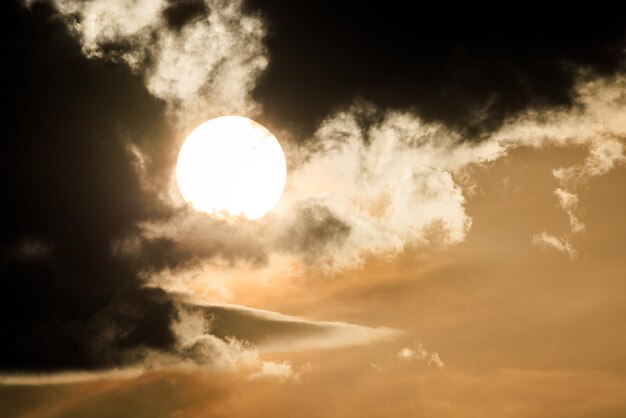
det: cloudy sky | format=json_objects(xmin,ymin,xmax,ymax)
[{"xmin": 2, "ymin": 1, "xmax": 626, "ymax": 417}]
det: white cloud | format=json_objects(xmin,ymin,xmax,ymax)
[
  {"xmin": 279, "ymin": 110, "xmax": 474, "ymax": 270},
  {"xmin": 492, "ymin": 76, "xmax": 626, "ymax": 247},
  {"xmin": 554, "ymin": 188, "xmax": 585, "ymax": 234},
  {"xmin": 397, "ymin": 343, "xmax": 444, "ymax": 369},
  {"xmin": 552, "ymin": 138, "xmax": 624, "ymax": 197},
  {"xmin": 533, "ymin": 232, "xmax": 577, "ymax": 260},
  {"xmin": 50, "ymin": 0, "xmax": 267, "ymax": 128},
  {"xmin": 428, "ymin": 352, "xmax": 445, "ymax": 369},
  {"xmin": 248, "ymin": 361, "xmax": 299, "ymax": 382}
]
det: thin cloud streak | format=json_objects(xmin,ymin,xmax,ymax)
[{"xmin": 0, "ymin": 368, "xmax": 146, "ymax": 386}]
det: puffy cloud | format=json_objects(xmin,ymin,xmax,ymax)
[
  {"xmin": 49, "ymin": 0, "xmax": 267, "ymax": 128},
  {"xmin": 279, "ymin": 109, "xmax": 474, "ymax": 270}
]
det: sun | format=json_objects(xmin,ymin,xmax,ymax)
[{"xmin": 176, "ymin": 116, "xmax": 287, "ymax": 220}]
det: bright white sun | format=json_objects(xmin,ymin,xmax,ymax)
[{"xmin": 176, "ymin": 116, "xmax": 287, "ymax": 220}]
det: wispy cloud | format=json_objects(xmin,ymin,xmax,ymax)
[
  {"xmin": 397, "ymin": 343, "xmax": 444, "ymax": 369},
  {"xmin": 0, "ymin": 368, "xmax": 146, "ymax": 386},
  {"xmin": 554, "ymin": 188, "xmax": 585, "ymax": 234},
  {"xmin": 533, "ymin": 232, "xmax": 577, "ymax": 259},
  {"xmin": 174, "ymin": 299, "xmax": 400, "ymax": 353}
]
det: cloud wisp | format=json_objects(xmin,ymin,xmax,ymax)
[
  {"xmin": 173, "ymin": 299, "xmax": 400, "ymax": 354},
  {"xmin": 532, "ymin": 232, "xmax": 578, "ymax": 259}
]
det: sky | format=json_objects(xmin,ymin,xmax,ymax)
[{"xmin": 2, "ymin": 1, "xmax": 626, "ymax": 417}]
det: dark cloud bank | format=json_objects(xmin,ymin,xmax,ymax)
[
  {"xmin": 2, "ymin": 1, "xmax": 175, "ymax": 371},
  {"xmin": 247, "ymin": 2, "xmax": 626, "ymax": 137},
  {"xmin": 2, "ymin": 0, "xmax": 626, "ymax": 373}
]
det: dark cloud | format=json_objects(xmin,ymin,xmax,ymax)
[
  {"xmin": 128, "ymin": 237, "xmax": 190, "ymax": 272},
  {"xmin": 1, "ymin": 1, "xmax": 175, "ymax": 371},
  {"xmin": 1, "ymin": 284, "xmax": 176, "ymax": 372},
  {"xmin": 247, "ymin": 1, "xmax": 626, "ymax": 137}
]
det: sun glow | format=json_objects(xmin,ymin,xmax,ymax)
[{"xmin": 176, "ymin": 116, "xmax": 287, "ymax": 220}]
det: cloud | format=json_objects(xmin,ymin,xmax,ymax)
[
  {"xmin": 174, "ymin": 299, "xmax": 400, "ymax": 353},
  {"xmin": 247, "ymin": 361, "xmax": 299, "ymax": 382},
  {"xmin": 117, "ymin": 108, "xmax": 479, "ymax": 277},
  {"xmin": 49, "ymin": 0, "xmax": 266, "ymax": 128},
  {"xmin": 533, "ymin": 232, "xmax": 577, "ymax": 260},
  {"xmin": 0, "ymin": 300, "xmax": 394, "ymax": 384},
  {"xmin": 156, "ymin": 299, "xmax": 397, "ymax": 378},
  {"xmin": 554, "ymin": 138, "xmax": 625, "ymax": 182},
  {"xmin": 554, "ymin": 188, "xmax": 585, "ymax": 234},
  {"xmin": 548, "ymin": 137, "xmax": 625, "ymax": 238},
  {"xmin": 2, "ymin": 237, "xmax": 54, "ymax": 262},
  {"xmin": 283, "ymin": 74, "xmax": 625, "ymax": 266},
  {"xmin": 122, "ymin": 74, "xmax": 625, "ymax": 281},
  {"xmin": 42, "ymin": 0, "xmax": 625, "ymax": 274},
  {"xmin": 492, "ymin": 75, "xmax": 626, "ymax": 249},
  {"xmin": 397, "ymin": 343, "xmax": 444, "ymax": 369},
  {"xmin": 0, "ymin": 368, "xmax": 146, "ymax": 386}
]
